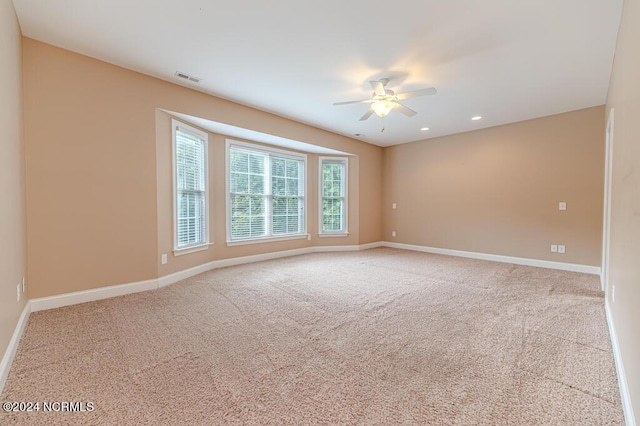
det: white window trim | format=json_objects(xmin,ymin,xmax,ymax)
[
  {"xmin": 226, "ymin": 233, "xmax": 310, "ymax": 247},
  {"xmin": 172, "ymin": 119, "xmax": 211, "ymax": 255},
  {"xmin": 225, "ymin": 139, "xmax": 308, "ymax": 245},
  {"xmin": 318, "ymin": 233, "xmax": 349, "ymax": 238},
  {"xmin": 318, "ymin": 156, "xmax": 349, "ymax": 236},
  {"xmin": 174, "ymin": 243, "xmax": 213, "ymax": 256}
]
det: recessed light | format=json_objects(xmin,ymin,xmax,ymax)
[
  {"xmin": 420, "ymin": 127, "xmax": 429, "ymax": 131},
  {"xmin": 471, "ymin": 116, "xmax": 482, "ymax": 121}
]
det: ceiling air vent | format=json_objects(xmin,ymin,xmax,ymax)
[{"xmin": 174, "ymin": 71, "xmax": 201, "ymax": 83}]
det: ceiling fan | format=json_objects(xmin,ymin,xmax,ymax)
[{"xmin": 334, "ymin": 78, "xmax": 437, "ymax": 123}]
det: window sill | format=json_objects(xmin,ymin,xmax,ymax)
[
  {"xmin": 173, "ymin": 242, "xmax": 213, "ymax": 256},
  {"xmin": 226, "ymin": 233, "xmax": 309, "ymax": 247},
  {"xmin": 318, "ymin": 232, "xmax": 349, "ymax": 238}
]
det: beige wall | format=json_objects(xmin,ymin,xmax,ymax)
[
  {"xmin": 383, "ymin": 106, "xmax": 605, "ymax": 266},
  {"xmin": 605, "ymin": 0, "xmax": 640, "ymax": 421},
  {"xmin": 0, "ymin": 0, "xmax": 27, "ymax": 365},
  {"xmin": 23, "ymin": 38, "xmax": 383, "ymax": 299}
]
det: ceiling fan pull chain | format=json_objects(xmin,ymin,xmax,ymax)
[{"xmin": 381, "ymin": 117, "xmax": 385, "ymax": 133}]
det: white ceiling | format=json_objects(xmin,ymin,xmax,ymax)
[{"xmin": 13, "ymin": 0, "xmax": 623, "ymax": 147}]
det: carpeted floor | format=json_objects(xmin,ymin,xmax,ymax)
[{"xmin": 0, "ymin": 248, "xmax": 624, "ymax": 425}]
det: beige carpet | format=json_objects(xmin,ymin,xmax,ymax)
[{"xmin": 1, "ymin": 248, "xmax": 624, "ymax": 425}]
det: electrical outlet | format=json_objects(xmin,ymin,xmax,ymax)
[
  {"xmin": 551, "ymin": 245, "xmax": 558, "ymax": 253},
  {"xmin": 392, "ymin": 203, "xmax": 397, "ymax": 209},
  {"xmin": 17, "ymin": 284, "xmax": 21, "ymax": 302},
  {"xmin": 161, "ymin": 254, "xmax": 168, "ymax": 265},
  {"xmin": 558, "ymin": 245, "xmax": 566, "ymax": 254},
  {"xmin": 391, "ymin": 231, "xmax": 397, "ymax": 237}
]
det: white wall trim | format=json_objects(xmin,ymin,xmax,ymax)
[
  {"xmin": 30, "ymin": 239, "xmax": 600, "ymax": 314},
  {"xmin": 382, "ymin": 242, "xmax": 601, "ymax": 275},
  {"xmin": 158, "ymin": 247, "xmax": 314, "ymax": 288},
  {"xmin": 357, "ymin": 241, "xmax": 384, "ymax": 250},
  {"xmin": 27, "ymin": 243, "xmax": 383, "ymax": 313},
  {"xmin": 0, "ymin": 303, "xmax": 31, "ymax": 393},
  {"xmin": 606, "ymin": 300, "xmax": 636, "ymax": 426},
  {"xmin": 601, "ymin": 108, "xmax": 614, "ymax": 292},
  {"xmin": 30, "ymin": 279, "xmax": 159, "ymax": 312},
  {"xmin": 314, "ymin": 245, "xmax": 361, "ymax": 252}
]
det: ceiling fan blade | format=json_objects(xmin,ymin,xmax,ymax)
[
  {"xmin": 359, "ymin": 109, "xmax": 374, "ymax": 121},
  {"xmin": 333, "ymin": 99, "xmax": 375, "ymax": 106},
  {"xmin": 396, "ymin": 87, "xmax": 437, "ymax": 101},
  {"xmin": 370, "ymin": 80, "xmax": 386, "ymax": 96},
  {"xmin": 393, "ymin": 102, "xmax": 417, "ymax": 117}
]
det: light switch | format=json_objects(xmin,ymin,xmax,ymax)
[
  {"xmin": 559, "ymin": 202, "xmax": 567, "ymax": 211},
  {"xmin": 392, "ymin": 203, "xmax": 397, "ymax": 209},
  {"xmin": 551, "ymin": 245, "xmax": 558, "ymax": 253}
]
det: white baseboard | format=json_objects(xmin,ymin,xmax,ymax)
[
  {"xmin": 30, "ymin": 279, "xmax": 159, "ymax": 312},
  {"xmin": 27, "ymin": 241, "xmax": 599, "ymax": 314},
  {"xmin": 158, "ymin": 247, "xmax": 314, "ymax": 288},
  {"xmin": 30, "ymin": 243, "xmax": 384, "ymax": 310},
  {"xmin": 314, "ymin": 245, "xmax": 361, "ymax": 252},
  {"xmin": 159, "ymin": 243, "xmax": 383, "ymax": 287},
  {"xmin": 382, "ymin": 242, "xmax": 601, "ymax": 275},
  {"xmin": 606, "ymin": 301, "xmax": 636, "ymax": 426},
  {"xmin": 358, "ymin": 241, "xmax": 384, "ymax": 250},
  {"xmin": 0, "ymin": 303, "xmax": 31, "ymax": 393}
]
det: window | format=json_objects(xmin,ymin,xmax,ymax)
[
  {"xmin": 172, "ymin": 120, "xmax": 209, "ymax": 253},
  {"xmin": 227, "ymin": 141, "xmax": 306, "ymax": 243},
  {"xmin": 320, "ymin": 157, "xmax": 348, "ymax": 235}
]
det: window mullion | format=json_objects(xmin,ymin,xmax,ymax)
[{"xmin": 265, "ymin": 154, "xmax": 273, "ymax": 237}]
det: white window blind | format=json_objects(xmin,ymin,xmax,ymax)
[
  {"xmin": 230, "ymin": 149, "xmax": 267, "ymax": 239},
  {"xmin": 174, "ymin": 122, "xmax": 208, "ymax": 250},
  {"xmin": 229, "ymin": 144, "xmax": 305, "ymax": 242},
  {"xmin": 320, "ymin": 158, "xmax": 347, "ymax": 233}
]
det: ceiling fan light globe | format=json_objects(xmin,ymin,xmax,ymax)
[{"xmin": 372, "ymin": 100, "xmax": 393, "ymax": 118}]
